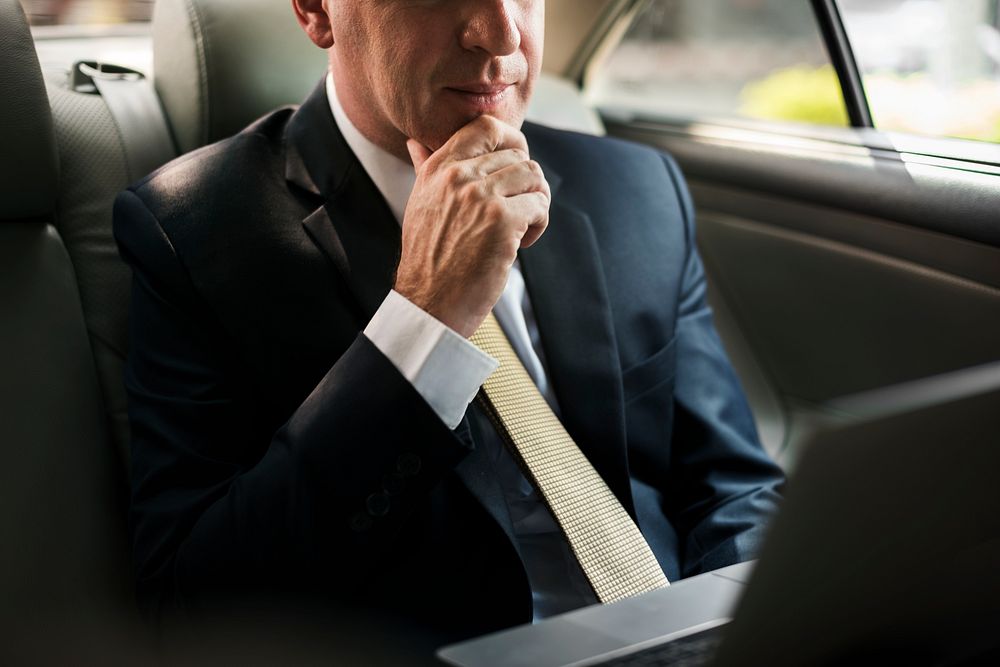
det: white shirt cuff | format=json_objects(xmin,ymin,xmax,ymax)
[{"xmin": 363, "ymin": 290, "xmax": 499, "ymax": 429}]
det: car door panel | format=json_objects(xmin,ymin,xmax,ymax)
[{"xmin": 607, "ymin": 120, "xmax": 1000, "ymax": 465}]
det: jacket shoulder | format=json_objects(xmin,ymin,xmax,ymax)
[
  {"xmin": 523, "ymin": 122, "xmax": 676, "ymax": 179},
  {"xmin": 524, "ymin": 122, "xmax": 691, "ymax": 229},
  {"xmin": 112, "ymin": 106, "xmax": 314, "ymax": 308},
  {"xmin": 127, "ymin": 107, "xmax": 298, "ymax": 224}
]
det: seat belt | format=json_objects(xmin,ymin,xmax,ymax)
[{"xmin": 72, "ymin": 61, "xmax": 177, "ymax": 181}]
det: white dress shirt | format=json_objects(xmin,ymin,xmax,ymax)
[{"xmin": 326, "ymin": 73, "xmax": 597, "ymax": 621}]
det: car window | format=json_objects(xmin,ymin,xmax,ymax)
[
  {"xmin": 585, "ymin": 0, "xmax": 848, "ymax": 128},
  {"xmin": 838, "ymin": 0, "xmax": 1000, "ymax": 144},
  {"xmin": 21, "ymin": 0, "xmax": 153, "ymax": 25}
]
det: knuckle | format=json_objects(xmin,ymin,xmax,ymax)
[
  {"xmin": 480, "ymin": 114, "xmax": 502, "ymax": 130},
  {"xmin": 442, "ymin": 164, "xmax": 464, "ymax": 187},
  {"xmin": 478, "ymin": 115, "xmax": 502, "ymax": 139},
  {"xmin": 483, "ymin": 198, "xmax": 506, "ymax": 220},
  {"xmin": 459, "ymin": 182, "xmax": 482, "ymax": 206}
]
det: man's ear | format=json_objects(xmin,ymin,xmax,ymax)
[{"xmin": 291, "ymin": 0, "xmax": 334, "ymax": 49}]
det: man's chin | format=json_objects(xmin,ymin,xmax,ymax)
[{"xmin": 420, "ymin": 111, "xmax": 526, "ymax": 153}]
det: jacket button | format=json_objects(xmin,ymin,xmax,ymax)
[
  {"xmin": 382, "ymin": 472, "xmax": 405, "ymax": 496},
  {"xmin": 366, "ymin": 492, "xmax": 390, "ymax": 517},
  {"xmin": 396, "ymin": 452, "xmax": 422, "ymax": 477},
  {"xmin": 349, "ymin": 511, "xmax": 373, "ymax": 532}
]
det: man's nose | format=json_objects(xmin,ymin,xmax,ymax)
[{"xmin": 459, "ymin": 0, "xmax": 521, "ymax": 56}]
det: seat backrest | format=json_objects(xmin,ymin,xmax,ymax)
[
  {"xmin": 43, "ymin": 62, "xmax": 177, "ymax": 470},
  {"xmin": 152, "ymin": 0, "xmax": 328, "ymax": 154},
  {"xmin": 0, "ymin": 0, "xmax": 132, "ymax": 622}
]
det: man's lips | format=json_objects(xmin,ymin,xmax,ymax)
[
  {"xmin": 447, "ymin": 82, "xmax": 514, "ymax": 95},
  {"xmin": 444, "ymin": 83, "xmax": 514, "ymax": 112}
]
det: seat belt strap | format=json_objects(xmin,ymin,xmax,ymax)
[{"xmin": 73, "ymin": 61, "xmax": 177, "ymax": 181}]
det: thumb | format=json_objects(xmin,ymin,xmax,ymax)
[{"xmin": 406, "ymin": 139, "xmax": 433, "ymax": 172}]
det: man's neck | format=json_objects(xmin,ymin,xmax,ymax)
[
  {"xmin": 325, "ymin": 72, "xmax": 416, "ymax": 224},
  {"xmin": 326, "ymin": 71, "xmax": 410, "ymax": 162}
]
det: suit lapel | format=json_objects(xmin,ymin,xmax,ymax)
[
  {"xmin": 301, "ymin": 180, "xmax": 400, "ymax": 320},
  {"xmin": 285, "ymin": 79, "xmax": 521, "ymax": 548},
  {"xmin": 288, "ymin": 81, "xmax": 401, "ymax": 321},
  {"xmin": 518, "ymin": 174, "xmax": 635, "ymax": 520}
]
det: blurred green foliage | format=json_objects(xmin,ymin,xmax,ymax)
[
  {"xmin": 739, "ymin": 64, "xmax": 849, "ymax": 127},
  {"xmin": 739, "ymin": 64, "xmax": 1000, "ymax": 144}
]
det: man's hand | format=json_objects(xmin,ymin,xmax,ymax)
[{"xmin": 394, "ymin": 116, "xmax": 550, "ymax": 338}]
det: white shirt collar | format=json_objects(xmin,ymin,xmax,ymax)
[{"xmin": 325, "ymin": 72, "xmax": 416, "ymax": 225}]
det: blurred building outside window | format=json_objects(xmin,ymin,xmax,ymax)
[
  {"xmin": 587, "ymin": 0, "xmax": 1000, "ymax": 145},
  {"xmin": 839, "ymin": 0, "xmax": 1000, "ymax": 143},
  {"xmin": 585, "ymin": 0, "xmax": 849, "ymax": 130}
]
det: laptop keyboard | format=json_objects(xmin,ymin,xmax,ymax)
[{"xmin": 590, "ymin": 626, "xmax": 724, "ymax": 667}]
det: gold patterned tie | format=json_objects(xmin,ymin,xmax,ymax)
[{"xmin": 470, "ymin": 313, "xmax": 670, "ymax": 604}]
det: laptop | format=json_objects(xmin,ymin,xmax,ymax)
[{"xmin": 437, "ymin": 361, "xmax": 1000, "ymax": 666}]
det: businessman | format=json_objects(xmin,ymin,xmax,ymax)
[{"xmin": 114, "ymin": 0, "xmax": 784, "ymax": 643}]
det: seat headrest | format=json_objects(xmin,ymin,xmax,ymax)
[
  {"xmin": 0, "ymin": 0, "xmax": 58, "ymax": 220},
  {"xmin": 152, "ymin": 0, "xmax": 328, "ymax": 154}
]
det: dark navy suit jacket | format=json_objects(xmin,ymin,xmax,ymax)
[{"xmin": 113, "ymin": 80, "xmax": 784, "ymax": 641}]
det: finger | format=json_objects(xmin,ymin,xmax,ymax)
[
  {"xmin": 483, "ymin": 160, "xmax": 549, "ymax": 199},
  {"xmin": 520, "ymin": 217, "xmax": 548, "ymax": 249},
  {"xmin": 444, "ymin": 115, "xmax": 528, "ymax": 161},
  {"xmin": 502, "ymin": 191, "xmax": 550, "ymax": 248},
  {"xmin": 492, "ymin": 120, "xmax": 530, "ymax": 155},
  {"xmin": 407, "ymin": 139, "xmax": 433, "ymax": 172},
  {"xmin": 465, "ymin": 148, "xmax": 531, "ymax": 178}
]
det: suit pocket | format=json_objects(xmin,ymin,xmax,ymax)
[{"xmin": 622, "ymin": 336, "xmax": 678, "ymax": 404}]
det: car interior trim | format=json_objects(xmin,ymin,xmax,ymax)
[
  {"xmin": 568, "ymin": 0, "xmax": 644, "ymax": 85},
  {"xmin": 689, "ymin": 183, "xmax": 1000, "ymax": 291},
  {"xmin": 609, "ymin": 121, "xmax": 1000, "ymax": 249},
  {"xmin": 809, "ymin": 0, "xmax": 874, "ymax": 128}
]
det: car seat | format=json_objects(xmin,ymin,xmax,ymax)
[
  {"xmin": 152, "ymin": 0, "xmax": 328, "ymax": 154},
  {"xmin": 0, "ymin": 0, "xmax": 134, "ymax": 632}
]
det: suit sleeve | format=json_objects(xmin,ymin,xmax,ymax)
[
  {"xmin": 113, "ymin": 189, "xmax": 474, "ymax": 620},
  {"xmin": 658, "ymin": 155, "xmax": 786, "ymax": 577}
]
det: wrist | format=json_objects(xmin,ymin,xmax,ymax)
[{"xmin": 393, "ymin": 285, "xmax": 480, "ymax": 338}]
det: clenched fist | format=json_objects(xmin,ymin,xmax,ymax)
[{"xmin": 394, "ymin": 115, "xmax": 551, "ymax": 338}]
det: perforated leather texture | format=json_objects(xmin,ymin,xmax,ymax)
[{"xmin": 46, "ymin": 82, "xmax": 143, "ymax": 467}]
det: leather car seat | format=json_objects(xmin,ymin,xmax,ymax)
[
  {"xmin": 42, "ymin": 66, "xmax": 177, "ymax": 471},
  {"xmin": 152, "ymin": 0, "xmax": 328, "ymax": 154},
  {"xmin": 0, "ymin": 0, "xmax": 133, "ymax": 626}
]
